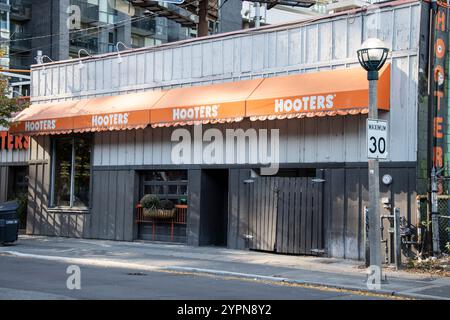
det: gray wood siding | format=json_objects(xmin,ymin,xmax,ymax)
[
  {"xmin": 30, "ymin": 2, "xmax": 421, "ymax": 165},
  {"xmin": 31, "ymin": 3, "xmax": 420, "ymax": 103},
  {"xmin": 26, "ymin": 136, "xmax": 51, "ymax": 235},
  {"xmin": 92, "ymin": 112, "xmax": 414, "ymax": 166},
  {"xmin": 0, "ymin": 148, "xmax": 29, "ymax": 164},
  {"xmin": 25, "ymin": 136, "xmax": 137, "ymax": 241},
  {"xmin": 88, "ymin": 169, "xmax": 136, "ymax": 241},
  {"xmin": 230, "ymin": 165, "xmax": 416, "ymax": 260},
  {"xmin": 0, "ymin": 166, "xmax": 8, "ymax": 202}
]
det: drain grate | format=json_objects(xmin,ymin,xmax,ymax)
[{"xmin": 127, "ymin": 272, "xmax": 147, "ymax": 276}]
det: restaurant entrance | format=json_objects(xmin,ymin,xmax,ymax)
[{"xmin": 199, "ymin": 169, "xmax": 229, "ymax": 247}]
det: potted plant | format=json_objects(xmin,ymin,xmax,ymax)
[
  {"xmin": 140, "ymin": 194, "xmax": 160, "ymax": 218},
  {"xmin": 140, "ymin": 195, "xmax": 176, "ymax": 219},
  {"xmin": 158, "ymin": 199, "xmax": 176, "ymax": 219}
]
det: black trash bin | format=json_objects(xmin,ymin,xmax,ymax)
[{"xmin": 0, "ymin": 201, "xmax": 19, "ymax": 244}]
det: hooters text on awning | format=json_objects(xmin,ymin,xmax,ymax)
[{"xmin": 9, "ymin": 65, "xmax": 391, "ymax": 135}]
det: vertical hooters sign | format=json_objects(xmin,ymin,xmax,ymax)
[{"xmin": 432, "ymin": 4, "xmax": 449, "ymax": 194}]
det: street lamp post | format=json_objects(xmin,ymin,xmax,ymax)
[{"xmin": 357, "ymin": 38, "xmax": 389, "ymax": 285}]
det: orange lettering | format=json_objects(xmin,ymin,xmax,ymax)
[
  {"xmin": 436, "ymin": 10, "xmax": 446, "ymax": 32},
  {"xmin": 0, "ymin": 131, "xmax": 7, "ymax": 149},
  {"xmin": 435, "ymin": 90, "xmax": 444, "ymax": 110},
  {"xmin": 7, "ymin": 134, "xmax": 13, "ymax": 150},
  {"xmin": 23, "ymin": 136, "xmax": 30, "ymax": 150},
  {"xmin": 434, "ymin": 117, "xmax": 444, "ymax": 138},
  {"xmin": 434, "ymin": 146, "xmax": 443, "ymax": 168},
  {"xmin": 14, "ymin": 136, "xmax": 23, "ymax": 149}
]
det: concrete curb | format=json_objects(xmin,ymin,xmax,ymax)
[
  {"xmin": 160, "ymin": 266, "xmax": 446, "ymax": 300},
  {"xmin": 1, "ymin": 250, "xmax": 448, "ymax": 300}
]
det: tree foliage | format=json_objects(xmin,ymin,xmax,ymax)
[{"xmin": 0, "ymin": 49, "xmax": 28, "ymax": 128}]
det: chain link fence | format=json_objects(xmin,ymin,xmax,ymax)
[
  {"xmin": 437, "ymin": 198, "xmax": 450, "ymax": 254},
  {"xmin": 417, "ymin": 195, "xmax": 450, "ymax": 255}
]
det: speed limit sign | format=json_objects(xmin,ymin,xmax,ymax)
[{"xmin": 367, "ymin": 119, "xmax": 389, "ymax": 159}]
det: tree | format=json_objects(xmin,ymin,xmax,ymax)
[{"xmin": 0, "ymin": 48, "xmax": 28, "ymax": 128}]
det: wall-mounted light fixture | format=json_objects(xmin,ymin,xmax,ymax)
[
  {"xmin": 77, "ymin": 49, "xmax": 92, "ymax": 69},
  {"xmin": 35, "ymin": 51, "xmax": 54, "ymax": 75},
  {"xmin": 116, "ymin": 41, "xmax": 130, "ymax": 64}
]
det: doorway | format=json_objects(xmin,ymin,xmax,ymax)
[
  {"xmin": 200, "ymin": 169, "xmax": 229, "ymax": 246},
  {"xmin": 7, "ymin": 166, "xmax": 29, "ymax": 230}
]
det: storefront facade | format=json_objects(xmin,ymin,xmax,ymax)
[
  {"xmin": 11, "ymin": 0, "xmax": 432, "ymax": 260},
  {"xmin": 0, "ymin": 129, "xmax": 30, "ymax": 229}
]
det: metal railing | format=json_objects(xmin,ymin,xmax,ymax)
[{"xmin": 135, "ymin": 204, "xmax": 187, "ymax": 242}]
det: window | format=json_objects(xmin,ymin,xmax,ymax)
[
  {"xmin": 51, "ymin": 136, "xmax": 92, "ymax": 208},
  {"xmin": 141, "ymin": 170, "xmax": 188, "ymax": 205}
]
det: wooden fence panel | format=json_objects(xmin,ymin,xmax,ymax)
[{"xmin": 248, "ymin": 176, "xmax": 324, "ymax": 255}]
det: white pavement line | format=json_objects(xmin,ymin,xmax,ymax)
[{"xmin": 1, "ymin": 250, "xmax": 161, "ymax": 272}]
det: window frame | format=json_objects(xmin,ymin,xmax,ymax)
[
  {"xmin": 50, "ymin": 135, "xmax": 92, "ymax": 210},
  {"xmin": 140, "ymin": 170, "xmax": 188, "ymax": 203}
]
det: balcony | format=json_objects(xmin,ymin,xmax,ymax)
[
  {"xmin": 70, "ymin": 33, "xmax": 99, "ymax": 54},
  {"xmin": 10, "ymin": 0, "xmax": 32, "ymax": 21},
  {"xmin": 131, "ymin": 18, "xmax": 156, "ymax": 36},
  {"xmin": 0, "ymin": 0, "xmax": 9, "ymax": 12},
  {"xmin": 70, "ymin": 33, "xmax": 116, "ymax": 55},
  {"xmin": 9, "ymin": 32, "xmax": 31, "ymax": 52},
  {"xmin": 128, "ymin": 1, "xmax": 198, "ymax": 28}
]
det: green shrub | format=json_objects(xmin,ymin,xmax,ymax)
[
  {"xmin": 159, "ymin": 199, "xmax": 175, "ymax": 210},
  {"xmin": 140, "ymin": 194, "xmax": 160, "ymax": 210}
]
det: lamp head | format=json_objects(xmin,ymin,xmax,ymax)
[{"xmin": 357, "ymin": 38, "xmax": 389, "ymax": 80}]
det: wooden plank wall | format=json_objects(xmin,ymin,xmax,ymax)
[
  {"xmin": 246, "ymin": 176, "xmax": 323, "ymax": 255},
  {"xmin": 92, "ymin": 114, "xmax": 416, "ymax": 168},
  {"xmin": 88, "ymin": 169, "xmax": 136, "ymax": 241},
  {"xmin": 0, "ymin": 148, "xmax": 29, "ymax": 164},
  {"xmin": 31, "ymin": 2, "xmax": 420, "ymax": 103},
  {"xmin": 228, "ymin": 169, "xmax": 251, "ymax": 250},
  {"xmin": 26, "ymin": 136, "xmax": 138, "ymax": 241},
  {"xmin": 0, "ymin": 166, "xmax": 8, "ymax": 202},
  {"xmin": 325, "ymin": 165, "xmax": 417, "ymax": 260},
  {"xmin": 26, "ymin": 136, "xmax": 50, "ymax": 235},
  {"xmin": 32, "ymin": 2, "xmax": 421, "ymax": 166},
  {"xmin": 229, "ymin": 165, "xmax": 416, "ymax": 260}
]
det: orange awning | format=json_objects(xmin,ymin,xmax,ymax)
[
  {"xmin": 149, "ymin": 79, "xmax": 264, "ymax": 127},
  {"xmin": 10, "ymin": 65, "xmax": 390, "ymax": 135},
  {"xmin": 246, "ymin": 64, "xmax": 390, "ymax": 121},
  {"xmin": 10, "ymin": 91, "xmax": 166, "ymax": 135}
]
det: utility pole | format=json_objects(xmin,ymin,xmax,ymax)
[{"xmin": 198, "ymin": 0, "xmax": 209, "ymax": 37}]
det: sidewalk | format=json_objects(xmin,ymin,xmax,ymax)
[{"xmin": 1, "ymin": 235, "xmax": 449, "ymax": 300}]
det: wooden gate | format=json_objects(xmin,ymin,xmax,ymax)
[{"xmin": 247, "ymin": 177, "xmax": 324, "ymax": 255}]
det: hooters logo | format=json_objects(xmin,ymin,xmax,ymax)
[
  {"xmin": 173, "ymin": 105, "xmax": 219, "ymax": 121},
  {"xmin": 274, "ymin": 94, "xmax": 335, "ymax": 113}
]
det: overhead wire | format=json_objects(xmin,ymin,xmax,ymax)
[{"xmin": 6, "ymin": 0, "xmax": 199, "ymax": 58}]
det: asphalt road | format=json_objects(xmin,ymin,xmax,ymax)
[{"xmin": 0, "ymin": 255, "xmax": 387, "ymax": 300}]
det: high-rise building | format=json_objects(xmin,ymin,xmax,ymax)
[
  {"xmin": 5, "ymin": 0, "xmax": 243, "ymax": 69},
  {"xmin": 1, "ymin": 0, "xmax": 243, "ymax": 94}
]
